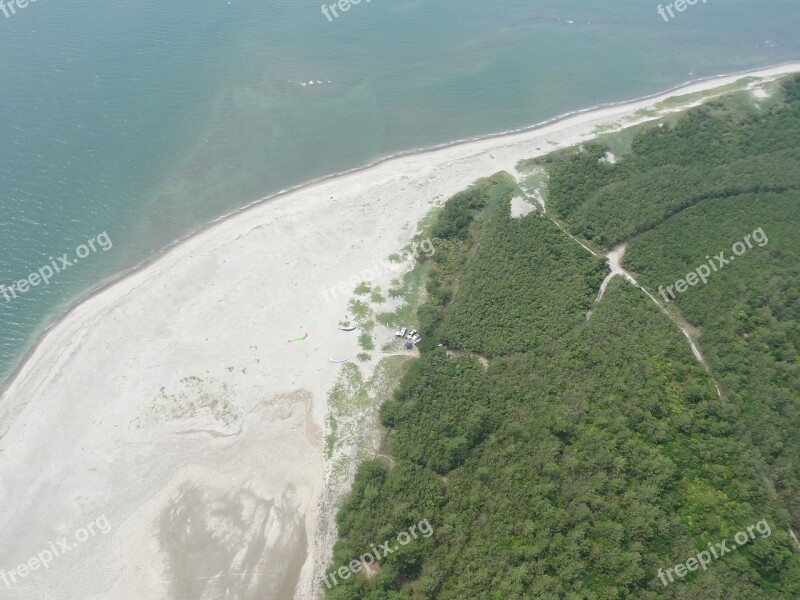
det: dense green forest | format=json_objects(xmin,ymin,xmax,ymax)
[
  {"xmin": 324, "ymin": 76, "xmax": 800, "ymax": 598},
  {"xmin": 624, "ymin": 192, "xmax": 800, "ymax": 547},
  {"xmin": 541, "ymin": 76, "xmax": 800, "ymax": 249}
]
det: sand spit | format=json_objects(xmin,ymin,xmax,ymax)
[{"xmin": 0, "ymin": 63, "xmax": 798, "ymax": 600}]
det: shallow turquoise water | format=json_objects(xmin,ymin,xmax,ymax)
[{"xmin": 0, "ymin": 0, "xmax": 798, "ymax": 382}]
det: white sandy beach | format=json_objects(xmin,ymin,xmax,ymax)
[{"xmin": 0, "ymin": 63, "xmax": 798, "ymax": 600}]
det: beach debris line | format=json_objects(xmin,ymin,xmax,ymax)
[{"xmin": 288, "ymin": 332, "xmax": 309, "ymax": 343}]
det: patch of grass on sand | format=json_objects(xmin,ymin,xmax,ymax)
[
  {"xmin": 327, "ymin": 381, "xmax": 348, "ymax": 414},
  {"xmin": 653, "ymin": 77, "xmax": 757, "ymax": 111},
  {"xmin": 516, "ymin": 164, "xmax": 549, "ymax": 202},
  {"xmin": 381, "ymin": 338, "xmax": 404, "ymax": 352},
  {"xmin": 416, "ymin": 207, "xmax": 443, "ymax": 236},
  {"xmin": 591, "ymin": 122, "xmax": 620, "ymax": 135},
  {"xmin": 353, "ymin": 282, "xmax": 371, "ymax": 295},
  {"xmin": 327, "ymin": 363, "xmax": 362, "ymax": 414},
  {"xmin": 386, "ymin": 264, "xmax": 423, "ymax": 299},
  {"xmin": 750, "ymin": 79, "xmax": 786, "ymax": 111},
  {"xmin": 348, "ymin": 299, "xmax": 370, "ymax": 319},
  {"xmin": 323, "ymin": 355, "xmax": 415, "ymax": 463},
  {"xmin": 379, "ymin": 263, "xmax": 426, "ymax": 329},
  {"xmin": 354, "ymin": 386, "xmax": 371, "ymax": 409},
  {"xmin": 325, "ymin": 415, "xmax": 338, "ymax": 458},
  {"xmin": 358, "ymin": 333, "xmax": 375, "ymax": 351},
  {"xmin": 369, "ymin": 355, "xmax": 415, "ymax": 398}
]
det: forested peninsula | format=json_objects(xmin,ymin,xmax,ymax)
[{"xmin": 325, "ymin": 75, "xmax": 800, "ymax": 599}]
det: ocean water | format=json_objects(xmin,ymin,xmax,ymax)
[{"xmin": 0, "ymin": 0, "xmax": 798, "ymax": 383}]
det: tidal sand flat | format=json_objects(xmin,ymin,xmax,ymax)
[{"xmin": 0, "ymin": 63, "xmax": 798, "ymax": 600}]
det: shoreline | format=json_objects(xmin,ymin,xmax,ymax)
[
  {"xmin": 2, "ymin": 60, "xmax": 799, "ymax": 403},
  {"xmin": 0, "ymin": 61, "xmax": 798, "ymax": 600}
]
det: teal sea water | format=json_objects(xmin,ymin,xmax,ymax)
[{"xmin": 0, "ymin": 0, "xmax": 798, "ymax": 383}]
